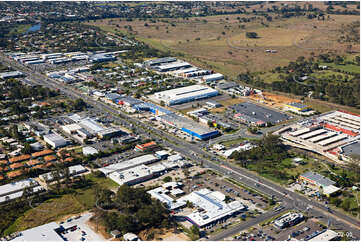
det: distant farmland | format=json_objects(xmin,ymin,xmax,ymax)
[{"xmin": 88, "ymin": 13, "xmax": 359, "ymax": 79}]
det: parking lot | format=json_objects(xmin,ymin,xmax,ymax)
[
  {"xmin": 236, "ymin": 217, "xmax": 326, "ymax": 241},
  {"xmin": 172, "ymin": 170, "xmax": 271, "ymax": 233},
  {"xmin": 59, "ymin": 212, "xmax": 105, "ymax": 241},
  {"xmin": 231, "ymin": 102, "xmax": 291, "ymax": 125},
  {"xmin": 184, "ymin": 171, "xmax": 270, "ymax": 211}
]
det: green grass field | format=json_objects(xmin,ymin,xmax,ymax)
[
  {"xmin": 320, "ymin": 62, "xmax": 360, "ymax": 74},
  {"xmin": 4, "ymin": 174, "xmax": 119, "ymax": 234},
  {"xmin": 4, "ymin": 195, "xmax": 84, "ymax": 234}
]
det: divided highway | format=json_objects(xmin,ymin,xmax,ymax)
[{"xmin": 1, "ymin": 54, "xmax": 359, "ymax": 240}]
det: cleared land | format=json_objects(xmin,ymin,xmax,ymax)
[{"xmin": 88, "ymin": 14, "xmax": 359, "ymax": 79}]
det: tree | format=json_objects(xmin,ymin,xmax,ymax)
[
  {"xmin": 246, "ymin": 32, "xmax": 258, "ymax": 38},
  {"xmin": 189, "ymin": 225, "xmax": 200, "ymax": 240},
  {"xmin": 22, "ymin": 143, "xmax": 32, "ymax": 154},
  {"xmin": 163, "ymin": 176, "xmax": 172, "ymax": 183}
]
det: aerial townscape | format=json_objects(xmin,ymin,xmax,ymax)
[{"xmin": 0, "ymin": 1, "xmax": 360, "ymax": 242}]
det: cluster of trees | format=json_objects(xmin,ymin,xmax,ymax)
[
  {"xmin": 99, "ymin": 185, "xmax": 170, "ymax": 236},
  {"xmin": 239, "ymin": 55, "xmax": 360, "ymax": 108},
  {"xmin": 0, "ymin": 80, "xmax": 58, "ymax": 101},
  {"xmin": 230, "ymin": 134, "xmax": 293, "ymax": 182},
  {"xmin": 338, "ymin": 21, "xmax": 360, "ymax": 43},
  {"xmin": 246, "ymin": 32, "xmax": 258, "ymax": 38}
]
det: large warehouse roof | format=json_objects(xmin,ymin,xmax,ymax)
[
  {"xmin": 12, "ymin": 222, "xmax": 63, "ymax": 241},
  {"xmin": 300, "ymin": 171, "xmax": 335, "ymax": 187},
  {"xmin": 154, "ymin": 85, "xmax": 218, "ymax": 105},
  {"xmin": 79, "ymin": 118, "xmax": 105, "ymax": 134},
  {"xmin": 158, "ymin": 113, "xmax": 216, "ymax": 136},
  {"xmin": 178, "ymin": 188, "xmax": 245, "ymax": 227},
  {"xmin": 98, "ymin": 154, "xmax": 159, "ymax": 175},
  {"xmin": 0, "ymin": 178, "xmax": 38, "ymax": 197}
]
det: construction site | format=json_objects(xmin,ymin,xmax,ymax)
[
  {"xmin": 248, "ymin": 91, "xmax": 301, "ymax": 110},
  {"xmin": 274, "ymin": 110, "xmax": 360, "ymax": 163}
]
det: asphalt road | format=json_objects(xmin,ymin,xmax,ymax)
[{"xmin": 1, "ymin": 54, "xmax": 359, "ymax": 240}]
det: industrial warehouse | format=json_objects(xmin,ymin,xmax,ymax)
[
  {"xmin": 115, "ymin": 96, "xmax": 220, "ymax": 140},
  {"xmin": 274, "ymin": 110, "xmax": 360, "ymax": 163},
  {"xmin": 144, "ymin": 57, "xmax": 224, "ymax": 83},
  {"xmin": 153, "ymin": 85, "xmax": 219, "ymax": 106},
  {"xmin": 99, "ymin": 153, "xmax": 189, "ymax": 186}
]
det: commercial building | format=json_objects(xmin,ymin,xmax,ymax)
[
  {"xmin": 144, "ymin": 57, "xmax": 177, "ymax": 67},
  {"xmin": 8, "ymin": 222, "xmax": 64, "ymax": 241},
  {"xmin": 0, "ymin": 178, "xmax": 44, "ymax": 203},
  {"xmin": 0, "ymin": 71, "xmax": 24, "ymax": 79},
  {"xmin": 147, "ymin": 187, "xmax": 186, "ymax": 210},
  {"xmin": 299, "ymin": 172, "xmax": 336, "ymax": 188},
  {"xmin": 79, "ymin": 118, "xmax": 105, "ymax": 135},
  {"xmin": 222, "ymin": 143, "xmax": 255, "ymax": 158},
  {"xmin": 97, "ymin": 128, "xmax": 125, "ymax": 139},
  {"xmin": 89, "ymin": 53, "xmax": 116, "ymax": 63},
  {"xmin": 135, "ymin": 141, "xmax": 158, "ymax": 152},
  {"xmin": 284, "ymin": 102, "xmax": 311, "ymax": 113},
  {"xmin": 157, "ymin": 113, "xmax": 219, "ymax": 140},
  {"xmin": 299, "ymin": 172, "xmax": 340, "ymax": 197},
  {"xmin": 98, "ymin": 154, "xmax": 159, "ymax": 175},
  {"xmin": 39, "ymin": 165, "xmax": 88, "ymax": 182},
  {"xmin": 275, "ymin": 110, "xmax": 360, "ymax": 163},
  {"xmin": 154, "ymin": 62, "xmax": 192, "ymax": 72},
  {"xmin": 116, "ymin": 97, "xmax": 219, "ymax": 140},
  {"xmin": 116, "ymin": 96, "xmax": 143, "ymax": 107},
  {"xmin": 43, "ymin": 133, "xmax": 68, "ymax": 149},
  {"xmin": 82, "ymin": 146, "xmax": 99, "ymax": 156},
  {"xmin": 178, "ymin": 188, "xmax": 245, "ymax": 227},
  {"xmin": 273, "ymin": 212, "xmax": 304, "ymax": 228},
  {"xmin": 154, "ymin": 85, "xmax": 219, "ymax": 106},
  {"xmin": 307, "ymin": 229, "xmax": 339, "ymax": 241},
  {"xmin": 206, "ymin": 101, "xmax": 222, "ymax": 108},
  {"xmin": 123, "ymin": 233, "xmax": 140, "ymax": 241},
  {"xmin": 108, "ymin": 164, "xmax": 154, "ymax": 186},
  {"xmin": 201, "ymin": 73, "xmax": 224, "ymax": 83}
]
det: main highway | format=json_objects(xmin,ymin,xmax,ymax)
[{"xmin": 1, "ymin": 53, "xmax": 359, "ymax": 240}]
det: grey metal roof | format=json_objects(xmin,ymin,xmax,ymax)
[
  {"xmin": 301, "ymin": 171, "xmax": 336, "ymax": 187},
  {"xmin": 217, "ymin": 81, "xmax": 238, "ymax": 90},
  {"xmin": 144, "ymin": 57, "xmax": 177, "ymax": 66},
  {"xmin": 159, "ymin": 113, "xmax": 215, "ymax": 135}
]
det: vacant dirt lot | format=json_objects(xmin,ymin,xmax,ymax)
[{"xmin": 249, "ymin": 91, "xmax": 300, "ymax": 109}]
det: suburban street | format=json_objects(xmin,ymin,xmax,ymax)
[{"xmin": 0, "ymin": 53, "xmax": 359, "ymax": 240}]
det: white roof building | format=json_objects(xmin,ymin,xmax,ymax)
[
  {"xmin": 168, "ymin": 154, "xmax": 183, "ymax": 162},
  {"xmin": 308, "ymin": 229, "xmax": 339, "ymax": 241},
  {"xmin": 10, "ymin": 222, "xmax": 63, "ymax": 241},
  {"xmin": 223, "ymin": 143, "xmax": 255, "ymax": 158},
  {"xmin": 98, "ymin": 154, "xmax": 159, "ymax": 175},
  {"xmin": 79, "ymin": 118, "xmax": 105, "ymax": 134},
  {"xmin": 108, "ymin": 165, "xmax": 154, "ymax": 186},
  {"xmin": 123, "ymin": 233, "xmax": 140, "ymax": 241},
  {"xmin": 62, "ymin": 123, "xmax": 82, "ymax": 134},
  {"xmin": 154, "ymin": 85, "xmax": 219, "ymax": 106},
  {"xmin": 178, "ymin": 188, "xmax": 245, "ymax": 227},
  {"xmin": 43, "ymin": 133, "xmax": 67, "ymax": 149},
  {"xmin": 82, "ymin": 146, "xmax": 99, "ymax": 156},
  {"xmin": 0, "ymin": 186, "xmax": 44, "ymax": 204},
  {"xmin": 201, "ymin": 73, "xmax": 224, "ymax": 82},
  {"xmin": 0, "ymin": 178, "xmax": 39, "ymax": 197},
  {"xmin": 39, "ymin": 165, "xmax": 88, "ymax": 182},
  {"xmin": 147, "ymin": 187, "xmax": 186, "ymax": 210}
]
